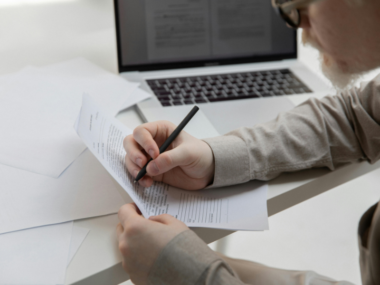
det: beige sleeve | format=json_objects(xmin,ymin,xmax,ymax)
[
  {"xmin": 203, "ymin": 74, "xmax": 380, "ymax": 188},
  {"xmin": 147, "ymin": 230, "xmax": 355, "ymax": 285},
  {"xmin": 147, "ymin": 230, "xmax": 246, "ymax": 285}
]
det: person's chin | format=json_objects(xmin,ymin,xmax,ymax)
[
  {"xmin": 302, "ymin": 29, "xmax": 361, "ymax": 90},
  {"xmin": 320, "ymin": 53, "xmax": 362, "ymax": 90}
]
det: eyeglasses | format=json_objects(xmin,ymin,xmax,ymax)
[{"xmin": 271, "ymin": 0, "xmax": 321, "ymax": 29}]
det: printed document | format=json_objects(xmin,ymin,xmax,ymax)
[{"xmin": 76, "ymin": 95, "xmax": 268, "ymax": 231}]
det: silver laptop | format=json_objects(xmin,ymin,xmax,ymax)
[{"xmin": 114, "ymin": 0, "xmax": 330, "ymax": 136}]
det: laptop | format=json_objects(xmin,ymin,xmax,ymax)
[{"xmin": 114, "ymin": 0, "xmax": 330, "ymax": 136}]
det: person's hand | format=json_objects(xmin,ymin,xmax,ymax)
[
  {"xmin": 117, "ymin": 203, "xmax": 189, "ymax": 285},
  {"xmin": 124, "ymin": 120, "xmax": 214, "ymax": 190}
]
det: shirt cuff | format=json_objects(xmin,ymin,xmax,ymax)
[
  {"xmin": 358, "ymin": 203, "xmax": 377, "ymax": 248},
  {"xmin": 147, "ymin": 230, "xmax": 221, "ymax": 285},
  {"xmin": 203, "ymin": 135, "xmax": 250, "ymax": 188}
]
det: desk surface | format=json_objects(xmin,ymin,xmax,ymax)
[{"xmin": 1, "ymin": 1, "xmax": 380, "ymax": 285}]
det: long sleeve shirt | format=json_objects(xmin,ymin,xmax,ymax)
[{"xmin": 147, "ymin": 74, "xmax": 380, "ymax": 285}]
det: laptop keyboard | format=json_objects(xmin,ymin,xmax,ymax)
[{"xmin": 146, "ymin": 69, "xmax": 312, "ymax": 107}]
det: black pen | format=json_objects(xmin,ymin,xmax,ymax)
[{"xmin": 134, "ymin": 106, "xmax": 200, "ymax": 183}]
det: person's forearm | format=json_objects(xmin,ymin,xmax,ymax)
[
  {"xmin": 148, "ymin": 230, "xmax": 355, "ymax": 285},
  {"xmin": 204, "ymin": 75, "xmax": 380, "ymax": 188},
  {"xmin": 147, "ymin": 230, "xmax": 246, "ymax": 285}
]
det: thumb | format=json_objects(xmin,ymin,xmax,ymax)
[{"xmin": 146, "ymin": 145, "xmax": 191, "ymax": 176}]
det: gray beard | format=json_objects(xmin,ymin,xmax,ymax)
[
  {"xmin": 302, "ymin": 30, "xmax": 363, "ymax": 90},
  {"xmin": 319, "ymin": 53, "xmax": 363, "ymax": 90}
]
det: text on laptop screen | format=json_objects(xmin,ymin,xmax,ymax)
[{"xmin": 115, "ymin": 0, "xmax": 296, "ymax": 71}]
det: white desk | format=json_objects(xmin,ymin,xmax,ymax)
[{"xmin": 1, "ymin": 1, "xmax": 380, "ymax": 284}]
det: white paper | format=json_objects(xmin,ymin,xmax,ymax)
[
  {"xmin": 0, "ymin": 149, "xmax": 127, "ymax": 235},
  {"xmin": 166, "ymin": 181, "xmax": 269, "ymax": 230},
  {"xmin": 0, "ymin": 58, "xmax": 150, "ymax": 178},
  {"xmin": 118, "ymin": 87, "xmax": 152, "ymax": 112},
  {"xmin": 76, "ymin": 95, "xmax": 268, "ymax": 230},
  {"xmin": 0, "ymin": 222, "xmax": 73, "ymax": 285},
  {"xmin": 67, "ymin": 226, "xmax": 90, "ymax": 267},
  {"xmin": 23, "ymin": 58, "xmax": 144, "ymax": 114}
]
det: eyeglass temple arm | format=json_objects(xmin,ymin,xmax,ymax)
[{"xmin": 279, "ymin": 0, "xmax": 321, "ymax": 13}]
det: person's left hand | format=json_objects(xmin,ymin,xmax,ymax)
[{"xmin": 116, "ymin": 203, "xmax": 189, "ymax": 285}]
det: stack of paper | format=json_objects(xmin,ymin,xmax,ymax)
[
  {"xmin": 0, "ymin": 58, "xmax": 150, "ymax": 178},
  {"xmin": 0, "ymin": 58, "xmax": 151, "ymax": 235},
  {"xmin": 0, "ymin": 58, "xmax": 151, "ymax": 283}
]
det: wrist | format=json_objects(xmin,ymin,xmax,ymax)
[
  {"xmin": 202, "ymin": 136, "xmax": 250, "ymax": 188},
  {"xmin": 200, "ymin": 141, "xmax": 215, "ymax": 188},
  {"xmin": 206, "ymin": 149, "xmax": 215, "ymax": 187}
]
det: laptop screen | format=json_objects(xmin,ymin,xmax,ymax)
[{"xmin": 114, "ymin": 0, "xmax": 297, "ymax": 72}]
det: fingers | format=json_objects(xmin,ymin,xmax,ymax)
[
  {"xmin": 118, "ymin": 203, "xmax": 143, "ymax": 227},
  {"xmin": 125, "ymin": 155, "xmax": 155, "ymax": 187},
  {"xmin": 124, "ymin": 121, "xmax": 180, "ymax": 187},
  {"xmin": 146, "ymin": 146, "xmax": 191, "ymax": 177},
  {"xmin": 131, "ymin": 121, "xmax": 177, "ymax": 160},
  {"xmin": 138, "ymin": 176, "xmax": 154, "ymax": 188},
  {"xmin": 124, "ymin": 135, "xmax": 148, "ymax": 168},
  {"xmin": 133, "ymin": 124, "xmax": 161, "ymax": 160},
  {"xmin": 148, "ymin": 214, "xmax": 178, "ymax": 225},
  {"xmin": 125, "ymin": 153, "xmax": 140, "ymax": 178}
]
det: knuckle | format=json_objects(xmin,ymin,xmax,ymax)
[
  {"xmin": 126, "ymin": 164, "xmax": 138, "ymax": 177},
  {"xmin": 160, "ymin": 213, "xmax": 173, "ymax": 222},
  {"xmin": 162, "ymin": 120, "xmax": 176, "ymax": 128},
  {"xmin": 124, "ymin": 221, "xmax": 141, "ymax": 236},
  {"xmin": 133, "ymin": 125, "xmax": 142, "ymax": 137},
  {"xmin": 128, "ymin": 150, "xmax": 138, "ymax": 161},
  {"xmin": 123, "ymin": 135, "xmax": 133, "ymax": 149},
  {"xmin": 125, "ymin": 155, "xmax": 131, "ymax": 165},
  {"xmin": 161, "ymin": 120, "xmax": 176, "ymax": 134},
  {"xmin": 119, "ymin": 241, "xmax": 130, "ymax": 256},
  {"xmin": 133, "ymin": 126, "xmax": 152, "ymax": 149},
  {"xmin": 118, "ymin": 204, "xmax": 127, "ymax": 219},
  {"xmin": 123, "ymin": 135, "xmax": 129, "ymax": 145},
  {"xmin": 159, "ymin": 153, "xmax": 173, "ymax": 168}
]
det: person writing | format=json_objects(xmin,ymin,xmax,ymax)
[{"xmin": 117, "ymin": 0, "xmax": 380, "ymax": 284}]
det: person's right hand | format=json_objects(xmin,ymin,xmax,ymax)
[{"xmin": 124, "ymin": 120, "xmax": 214, "ymax": 190}]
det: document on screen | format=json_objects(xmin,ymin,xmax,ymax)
[
  {"xmin": 75, "ymin": 95, "xmax": 268, "ymax": 231},
  {"xmin": 144, "ymin": 0, "xmax": 271, "ymax": 62}
]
